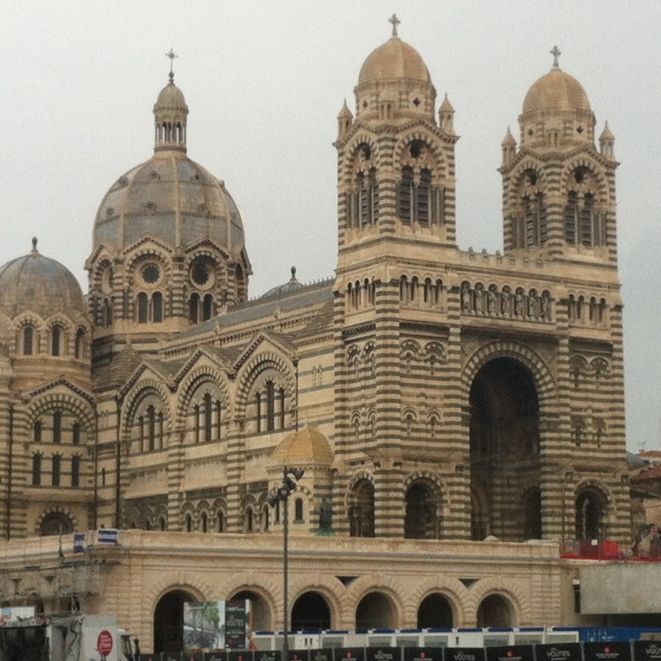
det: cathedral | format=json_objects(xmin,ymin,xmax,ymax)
[{"xmin": 0, "ymin": 18, "xmax": 635, "ymax": 652}]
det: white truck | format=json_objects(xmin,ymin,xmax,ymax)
[{"xmin": 0, "ymin": 614, "xmax": 137, "ymax": 661}]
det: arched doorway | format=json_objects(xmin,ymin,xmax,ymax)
[
  {"xmin": 291, "ymin": 591, "xmax": 331, "ymax": 630},
  {"xmin": 469, "ymin": 357, "xmax": 541, "ymax": 540},
  {"xmin": 230, "ymin": 590, "xmax": 272, "ymax": 631},
  {"xmin": 348, "ymin": 479, "xmax": 375, "ymax": 537},
  {"xmin": 405, "ymin": 479, "xmax": 439, "ymax": 539},
  {"xmin": 476, "ymin": 594, "xmax": 513, "ymax": 627},
  {"xmin": 576, "ymin": 486, "xmax": 607, "ymax": 540},
  {"xmin": 355, "ymin": 592, "xmax": 396, "ymax": 630},
  {"xmin": 153, "ymin": 589, "xmax": 196, "ymax": 653},
  {"xmin": 417, "ymin": 593, "xmax": 453, "ymax": 628},
  {"xmin": 39, "ymin": 512, "xmax": 74, "ymax": 536}
]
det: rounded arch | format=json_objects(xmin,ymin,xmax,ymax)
[
  {"xmin": 461, "ymin": 341, "xmax": 555, "ymax": 411},
  {"xmin": 153, "ymin": 588, "xmax": 198, "ymax": 654},
  {"xmin": 353, "ymin": 586, "xmax": 402, "ymax": 631},
  {"xmin": 121, "ymin": 379, "xmax": 171, "ymax": 437},
  {"xmin": 175, "ymin": 365, "xmax": 231, "ymax": 433},
  {"xmin": 561, "ymin": 157, "xmax": 610, "ymax": 205},
  {"xmin": 35, "ymin": 507, "xmax": 77, "ymax": 536},
  {"xmin": 393, "ymin": 131, "xmax": 447, "ymax": 181},
  {"xmin": 224, "ymin": 575, "xmax": 279, "ymax": 631},
  {"xmin": 234, "ymin": 352, "xmax": 296, "ymax": 422},
  {"xmin": 404, "ymin": 473, "xmax": 443, "ymax": 539},
  {"xmin": 506, "ymin": 158, "xmax": 546, "ymax": 206},
  {"xmin": 26, "ymin": 392, "xmax": 96, "ymax": 436},
  {"xmin": 341, "ymin": 133, "xmax": 381, "ymax": 184},
  {"xmin": 291, "ymin": 590, "xmax": 333, "ymax": 631},
  {"xmin": 575, "ymin": 480, "xmax": 612, "ymax": 540},
  {"xmin": 469, "ymin": 578, "xmax": 530, "ymax": 626},
  {"xmin": 408, "ymin": 578, "xmax": 468, "ymax": 627},
  {"xmin": 417, "ymin": 593, "xmax": 454, "ymax": 629}
]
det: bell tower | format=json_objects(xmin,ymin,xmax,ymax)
[
  {"xmin": 500, "ymin": 47, "xmax": 619, "ymax": 264},
  {"xmin": 335, "ymin": 15, "xmax": 458, "ymax": 270}
]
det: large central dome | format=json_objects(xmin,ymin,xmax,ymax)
[
  {"xmin": 92, "ymin": 152, "xmax": 245, "ymax": 254},
  {"xmin": 91, "ymin": 78, "xmax": 247, "ymax": 261}
]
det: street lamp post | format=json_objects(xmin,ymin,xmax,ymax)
[{"xmin": 267, "ymin": 466, "xmax": 305, "ymax": 658}]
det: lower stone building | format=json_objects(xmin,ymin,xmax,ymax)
[{"xmin": 0, "ymin": 17, "xmax": 647, "ymax": 655}]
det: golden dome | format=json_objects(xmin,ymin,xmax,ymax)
[
  {"xmin": 271, "ymin": 426, "xmax": 334, "ymax": 467},
  {"xmin": 522, "ymin": 68, "xmax": 591, "ymax": 115},
  {"xmin": 358, "ymin": 36, "xmax": 431, "ymax": 86}
]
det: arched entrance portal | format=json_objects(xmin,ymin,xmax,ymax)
[
  {"xmin": 355, "ymin": 592, "xmax": 396, "ymax": 630},
  {"xmin": 476, "ymin": 594, "xmax": 513, "ymax": 627},
  {"xmin": 417, "ymin": 593, "xmax": 453, "ymax": 628},
  {"xmin": 230, "ymin": 590, "xmax": 272, "ymax": 631},
  {"xmin": 469, "ymin": 357, "xmax": 541, "ymax": 540},
  {"xmin": 154, "ymin": 589, "xmax": 196, "ymax": 653},
  {"xmin": 291, "ymin": 591, "xmax": 331, "ymax": 630}
]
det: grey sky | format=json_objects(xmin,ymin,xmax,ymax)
[{"xmin": 1, "ymin": 1, "xmax": 659, "ymax": 449}]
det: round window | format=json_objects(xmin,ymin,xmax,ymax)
[
  {"xmin": 141, "ymin": 263, "xmax": 161, "ymax": 285},
  {"xmin": 190, "ymin": 257, "xmax": 215, "ymax": 289}
]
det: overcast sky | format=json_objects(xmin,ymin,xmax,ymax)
[{"xmin": 1, "ymin": 1, "xmax": 660, "ymax": 450}]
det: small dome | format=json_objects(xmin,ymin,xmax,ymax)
[
  {"xmin": 271, "ymin": 426, "xmax": 334, "ymax": 467},
  {"xmin": 600, "ymin": 121, "xmax": 614, "ymax": 141},
  {"xmin": 154, "ymin": 81, "xmax": 188, "ymax": 112},
  {"xmin": 522, "ymin": 68, "xmax": 591, "ymax": 115},
  {"xmin": 358, "ymin": 36, "xmax": 431, "ymax": 86},
  {"xmin": 260, "ymin": 267, "xmax": 303, "ymax": 300},
  {"xmin": 0, "ymin": 242, "xmax": 84, "ymax": 318},
  {"xmin": 501, "ymin": 126, "xmax": 516, "ymax": 146}
]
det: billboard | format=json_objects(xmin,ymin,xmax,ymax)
[{"xmin": 184, "ymin": 602, "xmax": 225, "ymax": 652}]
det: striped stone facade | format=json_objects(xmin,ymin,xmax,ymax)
[{"xmin": 0, "ymin": 24, "xmax": 633, "ymax": 648}]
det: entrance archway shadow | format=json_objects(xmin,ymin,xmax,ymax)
[{"xmin": 153, "ymin": 589, "xmax": 196, "ymax": 653}]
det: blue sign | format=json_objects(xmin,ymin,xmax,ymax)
[{"xmin": 97, "ymin": 528, "xmax": 119, "ymax": 544}]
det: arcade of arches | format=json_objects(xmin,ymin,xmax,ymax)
[{"xmin": 151, "ymin": 588, "xmax": 516, "ymax": 653}]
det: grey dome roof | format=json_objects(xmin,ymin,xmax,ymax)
[
  {"xmin": 0, "ymin": 244, "xmax": 84, "ymax": 318},
  {"xmin": 261, "ymin": 267, "xmax": 304, "ymax": 300},
  {"xmin": 92, "ymin": 152, "xmax": 246, "ymax": 256}
]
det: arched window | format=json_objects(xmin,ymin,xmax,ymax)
[
  {"xmin": 194, "ymin": 404, "xmax": 200, "ymax": 443},
  {"xmin": 185, "ymin": 514, "xmax": 193, "ymax": 532},
  {"xmin": 215, "ymin": 401, "xmax": 222, "ymax": 440},
  {"xmin": 51, "ymin": 325, "xmax": 63, "ymax": 356},
  {"xmin": 152, "ymin": 291, "xmax": 164, "ymax": 323},
  {"xmin": 262, "ymin": 505, "xmax": 270, "ymax": 532},
  {"xmin": 147, "ymin": 405, "xmax": 156, "ymax": 451},
  {"xmin": 72, "ymin": 422, "xmax": 81, "ymax": 445},
  {"xmin": 576, "ymin": 487, "xmax": 607, "ymax": 540},
  {"xmin": 189, "ymin": 293, "xmax": 200, "ymax": 324},
  {"xmin": 103, "ymin": 299, "xmax": 112, "ymax": 326},
  {"xmin": 71, "ymin": 455, "xmax": 80, "ymax": 487},
  {"xmin": 53, "ymin": 411, "xmax": 62, "ymax": 443},
  {"xmin": 74, "ymin": 329, "xmax": 85, "ymax": 359},
  {"xmin": 52, "ymin": 454, "xmax": 61, "ymax": 487},
  {"xmin": 159, "ymin": 516, "xmax": 166, "ymax": 531},
  {"xmin": 201, "ymin": 512, "xmax": 208, "ymax": 533},
  {"xmin": 397, "ymin": 166, "xmax": 414, "ymax": 223},
  {"xmin": 246, "ymin": 507, "xmax": 254, "ymax": 532},
  {"xmin": 294, "ymin": 497, "xmax": 304, "ymax": 522},
  {"xmin": 217, "ymin": 511, "xmax": 225, "ymax": 533},
  {"xmin": 33, "ymin": 420, "xmax": 42, "ymax": 442},
  {"xmin": 255, "ymin": 393, "xmax": 262, "ymax": 433},
  {"xmin": 202, "ymin": 294, "xmax": 214, "ymax": 321},
  {"xmin": 349, "ymin": 479, "xmax": 375, "ymax": 538},
  {"xmin": 266, "ymin": 381, "xmax": 275, "ymax": 432},
  {"xmin": 23, "ymin": 325, "xmax": 34, "ymax": 355},
  {"xmin": 416, "ymin": 169, "xmax": 431, "ymax": 224},
  {"xmin": 203, "ymin": 393, "xmax": 213, "ymax": 442},
  {"xmin": 136, "ymin": 293, "xmax": 149, "ymax": 323},
  {"xmin": 32, "ymin": 454, "xmax": 42, "ymax": 486}
]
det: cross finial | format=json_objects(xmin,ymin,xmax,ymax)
[
  {"xmin": 165, "ymin": 48, "xmax": 177, "ymax": 83},
  {"xmin": 389, "ymin": 13, "xmax": 401, "ymax": 37},
  {"xmin": 550, "ymin": 45, "xmax": 561, "ymax": 69}
]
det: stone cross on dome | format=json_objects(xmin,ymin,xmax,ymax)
[
  {"xmin": 165, "ymin": 48, "xmax": 177, "ymax": 83},
  {"xmin": 389, "ymin": 13, "xmax": 401, "ymax": 37},
  {"xmin": 550, "ymin": 45, "xmax": 561, "ymax": 69}
]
